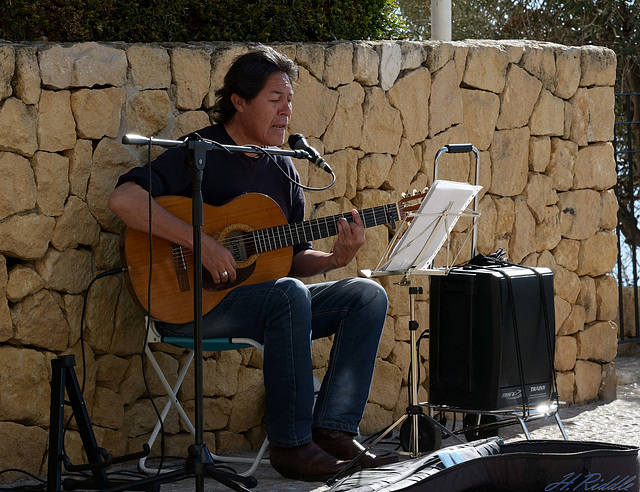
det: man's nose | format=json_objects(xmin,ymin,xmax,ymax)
[{"xmin": 280, "ymin": 100, "xmax": 292, "ymax": 116}]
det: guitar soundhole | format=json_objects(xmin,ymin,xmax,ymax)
[{"xmin": 225, "ymin": 230, "xmax": 251, "ymax": 262}]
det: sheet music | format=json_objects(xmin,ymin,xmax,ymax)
[{"xmin": 379, "ymin": 180, "xmax": 482, "ymax": 272}]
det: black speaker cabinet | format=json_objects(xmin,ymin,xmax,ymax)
[{"xmin": 429, "ymin": 265, "xmax": 555, "ymax": 410}]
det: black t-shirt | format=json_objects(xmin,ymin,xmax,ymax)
[{"xmin": 116, "ymin": 124, "xmax": 312, "ymax": 256}]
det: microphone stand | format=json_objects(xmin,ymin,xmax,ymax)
[
  {"xmin": 187, "ymin": 134, "xmax": 212, "ymax": 492},
  {"xmin": 121, "ymin": 133, "xmax": 313, "ymax": 492}
]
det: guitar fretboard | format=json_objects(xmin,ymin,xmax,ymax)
[{"xmin": 252, "ymin": 203, "xmax": 399, "ymax": 253}]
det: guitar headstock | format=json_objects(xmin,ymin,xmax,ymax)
[{"xmin": 398, "ymin": 189, "xmax": 427, "ymax": 222}]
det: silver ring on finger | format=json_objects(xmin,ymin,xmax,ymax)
[{"xmin": 221, "ymin": 271, "xmax": 228, "ymax": 278}]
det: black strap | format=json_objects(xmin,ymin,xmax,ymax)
[{"xmin": 461, "ymin": 249, "xmax": 558, "ymax": 413}]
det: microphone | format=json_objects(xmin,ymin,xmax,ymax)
[
  {"xmin": 288, "ymin": 134, "xmax": 333, "ymax": 174},
  {"xmin": 122, "ymin": 134, "xmax": 150, "ymax": 145}
]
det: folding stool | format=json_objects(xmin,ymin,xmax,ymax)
[{"xmin": 139, "ymin": 319, "xmax": 269, "ymax": 477}]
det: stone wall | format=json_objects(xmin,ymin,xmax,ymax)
[{"xmin": 0, "ymin": 39, "xmax": 618, "ymax": 480}]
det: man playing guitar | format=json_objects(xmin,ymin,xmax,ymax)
[{"xmin": 108, "ymin": 45, "xmax": 396, "ymax": 481}]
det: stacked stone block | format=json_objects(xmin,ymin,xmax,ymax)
[{"xmin": 0, "ymin": 39, "xmax": 618, "ymax": 480}]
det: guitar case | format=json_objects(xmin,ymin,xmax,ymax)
[{"xmin": 331, "ymin": 438, "xmax": 640, "ymax": 492}]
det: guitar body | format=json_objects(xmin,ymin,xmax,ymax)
[{"xmin": 122, "ymin": 194, "xmax": 293, "ymax": 324}]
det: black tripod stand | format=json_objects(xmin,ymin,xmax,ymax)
[
  {"xmin": 48, "ymin": 355, "xmax": 154, "ymax": 492},
  {"xmin": 391, "ymin": 279, "xmax": 462, "ymax": 456},
  {"xmin": 47, "ymin": 354, "xmax": 251, "ymax": 492}
]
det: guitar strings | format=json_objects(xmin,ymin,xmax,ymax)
[{"xmin": 166, "ymin": 206, "xmax": 395, "ymax": 262}]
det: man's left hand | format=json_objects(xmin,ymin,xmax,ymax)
[{"xmin": 332, "ymin": 209, "xmax": 365, "ymax": 268}]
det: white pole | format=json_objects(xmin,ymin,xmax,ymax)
[{"xmin": 431, "ymin": 0, "xmax": 452, "ymax": 41}]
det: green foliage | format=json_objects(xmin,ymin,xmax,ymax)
[
  {"xmin": 395, "ymin": 0, "xmax": 430, "ymax": 39},
  {"xmin": 485, "ymin": 0, "xmax": 640, "ymax": 61},
  {"xmin": 0, "ymin": 0, "xmax": 405, "ymax": 42},
  {"xmin": 397, "ymin": 0, "xmax": 640, "ymax": 61}
]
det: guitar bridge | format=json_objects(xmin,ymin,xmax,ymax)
[{"xmin": 170, "ymin": 243, "xmax": 191, "ymax": 292}]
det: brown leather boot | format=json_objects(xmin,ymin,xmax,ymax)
[
  {"xmin": 269, "ymin": 441, "xmax": 357, "ymax": 481},
  {"xmin": 313, "ymin": 428, "xmax": 399, "ymax": 468}
]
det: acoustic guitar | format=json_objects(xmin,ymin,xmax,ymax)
[{"xmin": 121, "ymin": 192, "xmax": 424, "ymax": 323}]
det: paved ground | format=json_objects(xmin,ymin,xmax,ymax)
[
  {"xmin": 145, "ymin": 355, "xmax": 640, "ymax": 492},
  {"xmin": 15, "ymin": 355, "xmax": 638, "ymax": 491},
  {"xmin": 499, "ymin": 355, "xmax": 640, "ymax": 445}
]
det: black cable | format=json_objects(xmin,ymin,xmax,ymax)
[
  {"xmin": 77, "ymin": 268, "xmax": 127, "ymax": 394},
  {"xmin": 0, "ymin": 469, "xmax": 45, "ymax": 491},
  {"xmin": 461, "ymin": 254, "xmax": 530, "ymax": 416},
  {"xmin": 0, "ymin": 487, "xmax": 45, "ymax": 491},
  {"xmin": 497, "ymin": 261, "xmax": 557, "ymax": 416},
  {"xmin": 439, "ymin": 250, "xmax": 557, "ymax": 438},
  {"xmin": 49, "ymin": 146, "xmax": 166, "ymax": 478},
  {"xmin": 503, "ymin": 272, "xmax": 529, "ymax": 418},
  {"xmin": 245, "ymin": 144, "xmax": 336, "ymax": 192},
  {"xmin": 146, "ymin": 136, "xmax": 154, "ymax": 322},
  {"xmin": 196, "ymin": 137, "xmax": 337, "ymax": 192},
  {"xmin": 466, "ymin": 252, "xmax": 557, "ymax": 416},
  {"xmin": 414, "ymin": 328, "xmax": 430, "ymax": 388},
  {"xmin": 57, "ymin": 267, "xmax": 126, "ymax": 472},
  {"xmin": 137, "ymin": 136, "xmax": 168, "ymax": 476},
  {"xmin": 521, "ymin": 266, "xmax": 561, "ymax": 408},
  {"xmin": 406, "ymin": 326, "xmax": 430, "ymax": 414},
  {"xmin": 186, "ymin": 133, "xmax": 336, "ymax": 191},
  {"xmin": 409, "ymin": 326, "xmax": 463, "ymax": 441},
  {"xmin": 53, "ymin": 137, "xmax": 165, "ymax": 482}
]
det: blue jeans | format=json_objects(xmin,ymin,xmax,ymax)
[{"xmin": 156, "ymin": 277, "xmax": 388, "ymax": 447}]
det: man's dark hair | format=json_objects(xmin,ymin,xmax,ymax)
[{"xmin": 212, "ymin": 46, "xmax": 298, "ymax": 125}]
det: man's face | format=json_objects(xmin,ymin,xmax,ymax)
[{"xmin": 231, "ymin": 71, "xmax": 293, "ymax": 147}]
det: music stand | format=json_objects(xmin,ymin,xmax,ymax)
[
  {"xmin": 338, "ymin": 179, "xmax": 482, "ymax": 483},
  {"xmin": 375, "ymin": 179, "xmax": 482, "ymax": 276}
]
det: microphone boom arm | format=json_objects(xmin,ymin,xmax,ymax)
[{"xmin": 122, "ymin": 134, "xmax": 312, "ymax": 160}]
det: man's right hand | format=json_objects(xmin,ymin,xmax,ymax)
[
  {"xmin": 109, "ymin": 181, "xmax": 237, "ymax": 284},
  {"xmin": 202, "ymin": 234, "xmax": 237, "ymax": 284}
]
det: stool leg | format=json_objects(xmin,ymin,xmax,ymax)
[
  {"xmin": 140, "ymin": 348, "xmax": 196, "ymax": 473},
  {"xmin": 142, "ymin": 338, "xmax": 272, "ymax": 477}
]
